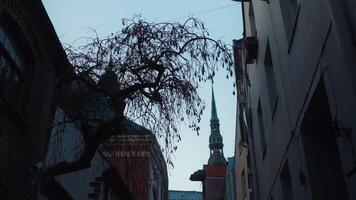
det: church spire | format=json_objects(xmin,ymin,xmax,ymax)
[{"xmin": 208, "ymin": 85, "xmax": 226, "ymax": 166}]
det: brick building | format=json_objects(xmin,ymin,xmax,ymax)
[
  {"xmin": 0, "ymin": 0, "xmax": 68, "ymax": 199},
  {"xmin": 101, "ymin": 120, "xmax": 168, "ymax": 200}
]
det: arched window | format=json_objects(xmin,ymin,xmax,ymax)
[{"xmin": 0, "ymin": 13, "xmax": 32, "ymax": 117}]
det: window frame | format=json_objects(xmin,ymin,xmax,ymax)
[
  {"xmin": 280, "ymin": 160, "xmax": 295, "ymax": 200},
  {"xmin": 0, "ymin": 13, "xmax": 34, "ymax": 121},
  {"xmin": 264, "ymin": 40, "xmax": 278, "ymax": 120},
  {"xmin": 278, "ymin": 0, "xmax": 301, "ymax": 52},
  {"xmin": 241, "ymin": 169, "xmax": 248, "ymax": 198},
  {"xmin": 257, "ymin": 99, "xmax": 267, "ymax": 160},
  {"xmin": 248, "ymin": 2, "xmax": 257, "ymax": 37}
]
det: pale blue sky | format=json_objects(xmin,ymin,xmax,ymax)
[{"xmin": 42, "ymin": 0, "xmax": 243, "ymax": 191}]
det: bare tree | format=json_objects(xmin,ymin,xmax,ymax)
[{"xmin": 42, "ymin": 16, "xmax": 233, "ymax": 180}]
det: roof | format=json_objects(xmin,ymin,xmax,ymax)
[
  {"xmin": 120, "ymin": 119, "xmax": 152, "ymax": 135},
  {"xmin": 189, "ymin": 169, "xmax": 205, "ymax": 181}
]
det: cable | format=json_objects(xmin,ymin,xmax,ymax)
[{"xmin": 168, "ymin": 3, "xmax": 239, "ymax": 22}]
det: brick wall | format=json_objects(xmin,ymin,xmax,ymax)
[{"xmin": 0, "ymin": 0, "xmax": 67, "ymax": 199}]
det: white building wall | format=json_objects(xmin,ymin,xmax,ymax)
[
  {"xmin": 44, "ymin": 108, "xmax": 110, "ymax": 200},
  {"xmin": 239, "ymin": 0, "xmax": 356, "ymax": 199}
]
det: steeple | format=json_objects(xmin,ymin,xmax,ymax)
[{"xmin": 208, "ymin": 85, "xmax": 227, "ymax": 166}]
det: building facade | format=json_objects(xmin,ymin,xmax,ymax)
[
  {"xmin": 190, "ymin": 87, "xmax": 227, "ymax": 200},
  {"xmin": 41, "ymin": 108, "xmax": 133, "ymax": 200},
  {"xmin": 0, "ymin": 0, "xmax": 68, "ymax": 199},
  {"xmin": 42, "ymin": 154, "xmax": 132, "ymax": 200},
  {"xmin": 43, "ymin": 106, "xmax": 167, "ymax": 200},
  {"xmin": 233, "ymin": 38, "xmax": 259, "ymax": 200},
  {"xmin": 101, "ymin": 121, "xmax": 168, "ymax": 200},
  {"xmin": 225, "ymin": 157, "xmax": 236, "ymax": 200},
  {"xmin": 168, "ymin": 190, "xmax": 202, "ymax": 200},
  {"xmin": 234, "ymin": 0, "xmax": 356, "ymax": 200}
]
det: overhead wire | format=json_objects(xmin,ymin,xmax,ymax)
[{"xmin": 168, "ymin": 3, "xmax": 239, "ymax": 22}]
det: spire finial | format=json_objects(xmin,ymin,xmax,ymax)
[{"xmin": 211, "ymin": 85, "xmax": 219, "ymax": 122}]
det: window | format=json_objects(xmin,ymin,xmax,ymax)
[
  {"xmin": 247, "ymin": 172, "xmax": 253, "ymax": 189},
  {"xmin": 247, "ymin": 153, "xmax": 251, "ymax": 168},
  {"xmin": 248, "ymin": 2, "xmax": 257, "ymax": 36},
  {"xmin": 239, "ymin": 111, "xmax": 248, "ymax": 146},
  {"xmin": 264, "ymin": 40, "xmax": 278, "ymax": 119},
  {"xmin": 0, "ymin": 14, "xmax": 31, "ymax": 116},
  {"xmin": 257, "ymin": 99, "xmax": 266, "ymax": 159},
  {"xmin": 241, "ymin": 170, "xmax": 247, "ymax": 198},
  {"xmin": 239, "ymin": 140, "xmax": 244, "ymax": 156},
  {"xmin": 280, "ymin": 160, "xmax": 294, "ymax": 200},
  {"xmin": 279, "ymin": 0, "xmax": 299, "ymax": 42},
  {"xmin": 153, "ymin": 189, "xmax": 158, "ymax": 200}
]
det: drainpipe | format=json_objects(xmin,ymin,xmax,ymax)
[{"xmin": 326, "ymin": 0, "xmax": 356, "ymax": 175}]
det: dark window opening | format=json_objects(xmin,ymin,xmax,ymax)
[
  {"xmin": 257, "ymin": 99, "xmax": 266, "ymax": 159},
  {"xmin": 241, "ymin": 170, "xmax": 247, "ymax": 197},
  {"xmin": 248, "ymin": 2, "xmax": 257, "ymax": 36},
  {"xmin": 0, "ymin": 13, "xmax": 33, "ymax": 117},
  {"xmin": 279, "ymin": 0, "xmax": 299, "ymax": 42},
  {"xmin": 247, "ymin": 152, "xmax": 251, "ymax": 168},
  {"xmin": 247, "ymin": 172, "xmax": 253, "ymax": 189},
  {"xmin": 280, "ymin": 160, "xmax": 294, "ymax": 200},
  {"xmin": 264, "ymin": 40, "xmax": 278, "ymax": 119},
  {"xmin": 301, "ymin": 80, "xmax": 349, "ymax": 200},
  {"xmin": 239, "ymin": 111, "xmax": 249, "ymax": 145}
]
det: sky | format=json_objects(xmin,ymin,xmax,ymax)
[{"xmin": 42, "ymin": 0, "xmax": 243, "ymax": 191}]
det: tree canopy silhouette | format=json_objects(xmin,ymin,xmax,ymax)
[{"xmin": 43, "ymin": 16, "xmax": 233, "ymax": 179}]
